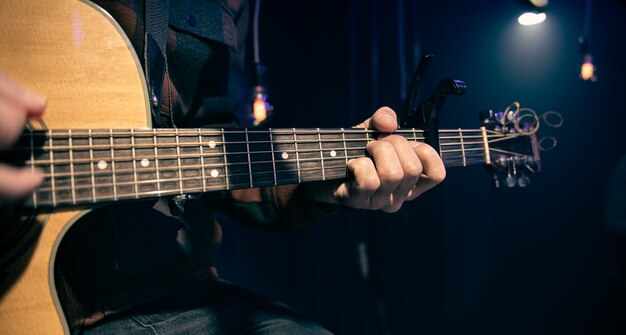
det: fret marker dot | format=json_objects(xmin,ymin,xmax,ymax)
[
  {"xmin": 281, "ymin": 152, "xmax": 289, "ymax": 159},
  {"xmin": 208, "ymin": 140, "xmax": 216, "ymax": 148},
  {"xmin": 330, "ymin": 150, "xmax": 337, "ymax": 157},
  {"xmin": 140, "ymin": 159, "xmax": 150, "ymax": 167},
  {"xmin": 97, "ymin": 160, "xmax": 107, "ymax": 170},
  {"xmin": 210, "ymin": 169, "xmax": 219, "ymax": 177}
]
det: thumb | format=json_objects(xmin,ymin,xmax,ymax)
[{"xmin": 354, "ymin": 106, "xmax": 398, "ymax": 132}]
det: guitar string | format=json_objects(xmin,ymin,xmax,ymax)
[
  {"xmin": 10, "ymin": 127, "xmax": 510, "ymax": 151},
  {"xmin": 7, "ymin": 130, "xmax": 510, "ymax": 150},
  {"xmin": 32, "ymin": 128, "xmax": 494, "ymax": 137},
  {"xmin": 25, "ymin": 140, "xmax": 488, "ymax": 166},
  {"xmin": 32, "ymin": 157, "xmax": 488, "ymax": 203},
  {"xmin": 9, "ymin": 134, "xmax": 509, "ymax": 152},
  {"xmin": 34, "ymin": 150, "xmax": 488, "ymax": 180},
  {"xmin": 29, "ymin": 141, "xmax": 488, "ymax": 173},
  {"xmin": 20, "ymin": 129, "xmax": 521, "ymax": 205}
]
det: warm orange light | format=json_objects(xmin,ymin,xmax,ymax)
[
  {"xmin": 580, "ymin": 61, "xmax": 594, "ymax": 81},
  {"xmin": 253, "ymin": 94, "xmax": 267, "ymax": 125}
]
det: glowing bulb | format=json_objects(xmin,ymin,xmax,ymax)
[
  {"xmin": 518, "ymin": 12, "xmax": 547, "ymax": 25},
  {"xmin": 529, "ymin": 0, "xmax": 548, "ymax": 8},
  {"xmin": 253, "ymin": 95, "xmax": 268, "ymax": 125},
  {"xmin": 580, "ymin": 61, "xmax": 594, "ymax": 81}
]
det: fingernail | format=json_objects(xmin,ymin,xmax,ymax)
[{"xmin": 410, "ymin": 141, "xmax": 422, "ymax": 148}]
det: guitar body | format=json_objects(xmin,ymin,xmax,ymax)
[{"xmin": 0, "ymin": 0, "xmax": 150, "ymax": 333}]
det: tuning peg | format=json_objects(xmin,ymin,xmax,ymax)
[
  {"xmin": 505, "ymin": 174, "xmax": 516, "ymax": 188},
  {"xmin": 517, "ymin": 173, "xmax": 530, "ymax": 188}
]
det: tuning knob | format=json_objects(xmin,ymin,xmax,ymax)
[
  {"xmin": 517, "ymin": 174, "xmax": 530, "ymax": 188},
  {"xmin": 505, "ymin": 174, "xmax": 516, "ymax": 188}
]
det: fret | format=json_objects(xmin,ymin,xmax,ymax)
[
  {"xmin": 247, "ymin": 129, "xmax": 274, "ymax": 187},
  {"xmin": 273, "ymin": 131, "xmax": 299, "ymax": 185},
  {"xmin": 222, "ymin": 128, "xmax": 250, "ymax": 189},
  {"xmin": 291, "ymin": 129, "xmax": 323, "ymax": 183},
  {"xmin": 341, "ymin": 128, "xmax": 348, "ymax": 166},
  {"xmin": 459, "ymin": 128, "xmax": 467, "ymax": 167},
  {"xmin": 109, "ymin": 130, "xmax": 137, "ymax": 198},
  {"xmin": 344, "ymin": 129, "xmax": 368, "ymax": 163},
  {"xmin": 52, "ymin": 133, "xmax": 72, "ymax": 205},
  {"xmin": 49, "ymin": 130, "xmax": 57, "ymax": 207},
  {"xmin": 293, "ymin": 128, "xmax": 301, "ymax": 183},
  {"xmin": 244, "ymin": 128, "xmax": 254, "ymax": 188},
  {"xmin": 67, "ymin": 130, "xmax": 77, "ymax": 204},
  {"xmin": 109, "ymin": 129, "xmax": 118, "ymax": 200},
  {"xmin": 130, "ymin": 129, "xmax": 139, "ymax": 198},
  {"xmin": 221, "ymin": 129, "xmax": 230, "ymax": 190},
  {"xmin": 88, "ymin": 130, "xmax": 96, "ymax": 202},
  {"xmin": 30, "ymin": 130, "xmax": 37, "ymax": 207},
  {"xmin": 68, "ymin": 130, "xmax": 94, "ymax": 204},
  {"xmin": 317, "ymin": 128, "xmax": 326, "ymax": 181},
  {"xmin": 480, "ymin": 126, "xmax": 491, "ymax": 165},
  {"xmin": 155, "ymin": 130, "xmax": 178, "ymax": 192},
  {"xmin": 198, "ymin": 130, "xmax": 207, "ymax": 192},
  {"xmin": 153, "ymin": 129, "xmax": 161, "ymax": 194},
  {"xmin": 175, "ymin": 128, "xmax": 183, "ymax": 194},
  {"xmin": 90, "ymin": 131, "xmax": 113, "ymax": 201},
  {"xmin": 269, "ymin": 128, "xmax": 277, "ymax": 186},
  {"xmin": 318, "ymin": 128, "xmax": 346, "ymax": 180},
  {"xmin": 176, "ymin": 130, "xmax": 203, "ymax": 194}
]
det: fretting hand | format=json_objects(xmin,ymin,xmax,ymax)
[{"xmin": 308, "ymin": 106, "xmax": 446, "ymax": 213}]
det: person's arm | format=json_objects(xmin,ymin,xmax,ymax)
[
  {"xmin": 0, "ymin": 71, "xmax": 46, "ymax": 203},
  {"xmin": 213, "ymin": 106, "xmax": 445, "ymax": 231}
]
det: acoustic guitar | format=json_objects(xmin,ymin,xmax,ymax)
[{"xmin": 0, "ymin": 0, "xmax": 544, "ymax": 334}]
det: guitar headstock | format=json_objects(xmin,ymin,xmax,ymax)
[{"xmin": 481, "ymin": 102, "xmax": 561, "ymax": 188}]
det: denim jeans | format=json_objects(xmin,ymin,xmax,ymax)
[{"xmin": 82, "ymin": 279, "xmax": 333, "ymax": 335}]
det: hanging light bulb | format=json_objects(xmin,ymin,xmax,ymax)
[
  {"xmin": 252, "ymin": 85, "xmax": 271, "ymax": 125},
  {"xmin": 578, "ymin": 0, "xmax": 596, "ymax": 81},
  {"xmin": 518, "ymin": 0, "xmax": 548, "ymax": 26},
  {"xmin": 579, "ymin": 36, "xmax": 596, "ymax": 81},
  {"xmin": 580, "ymin": 54, "xmax": 595, "ymax": 81},
  {"xmin": 249, "ymin": 0, "xmax": 273, "ymax": 126}
]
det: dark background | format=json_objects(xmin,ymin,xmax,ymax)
[{"xmin": 216, "ymin": 1, "xmax": 626, "ymax": 334}]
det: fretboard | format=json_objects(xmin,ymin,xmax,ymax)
[{"xmin": 10, "ymin": 127, "xmax": 492, "ymax": 209}]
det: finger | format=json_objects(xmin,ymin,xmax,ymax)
[
  {"xmin": 0, "ymin": 71, "xmax": 46, "ymax": 116},
  {"xmin": 379, "ymin": 136, "xmax": 422, "ymax": 212},
  {"xmin": 406, "ymin": 143, "xmax": 446, "ymax": 200},
  {"xmin": 367, "ymin": 140, "xmax": 403, "ymax": 210},
  {"xmin": 0, "ymin": 164, "xmax": 44, "ymax": 201},
  {"xmin": 0, "ymin": 97, "xmax": 28, "ymax": 148},
  {"xmin": 333, "ymin": 157, "xmax": 380, "ymax": 208},
  {"xmin": 353, "ymin": 106, "xmax": 398, "ymax": 133}
]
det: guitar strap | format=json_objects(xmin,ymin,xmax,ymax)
[{"xmin": 144, "ymin": 0, "xmax": 172, "ymax": 128}]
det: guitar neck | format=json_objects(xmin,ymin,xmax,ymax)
[{"xmin": 14, "ymin": 127, "xmax": 491, "ymax": 209}]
